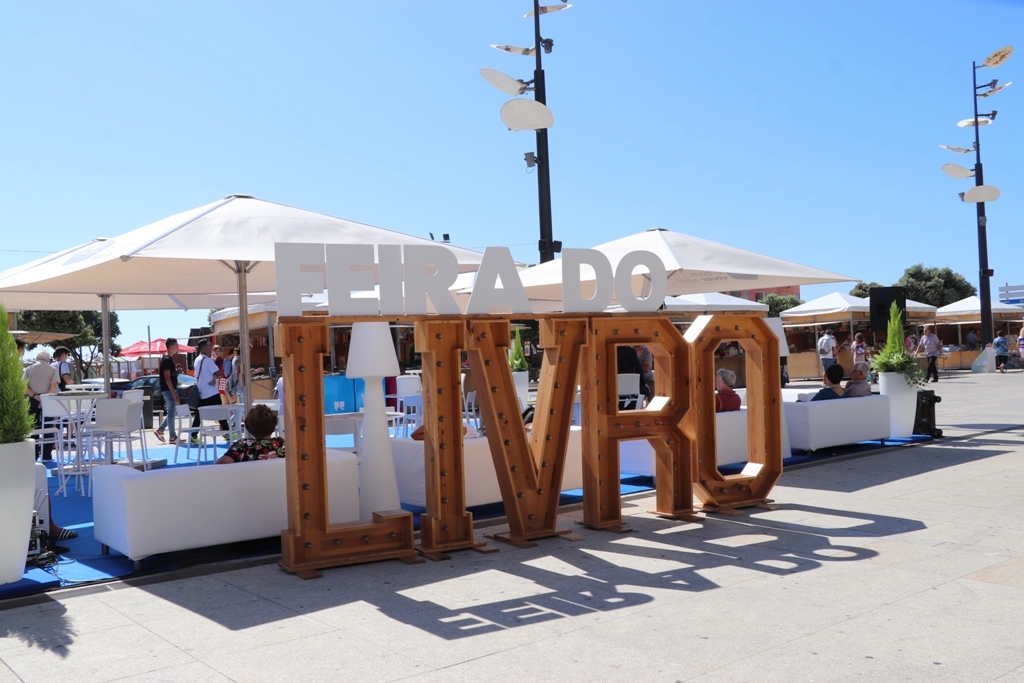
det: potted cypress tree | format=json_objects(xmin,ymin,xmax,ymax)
[
  {"xmin": 508, "ymin": 329, "xmax": 530, "ymax": 415},
  {"xmin": 871, "ymin": 302, "xmax": 925, "ymax": 438},
  {"xmin": 0, "ymin": 305, "xmax": 37, "ymax": 584}
]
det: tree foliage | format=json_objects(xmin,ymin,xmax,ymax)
[
  {"xmin": 894, "ymin": 264, "xmax": 976, "ymax": 309},
  {"xmin": 0, "ymin": 305, "xmax": 35, "ymax": 444},
  {"xmin": 18, "ymin": 310, "xmax": 122, "ymax": 379},
  {"xmin": 508, "ymin": 329, "xmax": 529, "ymax": 372},
  {"xmin": 760, "ymin": 293, "xmax": 804, "ymax": 318},
  {"xmin": 849, "ymin": 281, "xmax": 883, "ymax": 299}
]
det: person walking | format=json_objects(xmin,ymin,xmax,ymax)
[
  {"xmin": 817, "ymin": 329, "xmax": 837, "ymax": 375},
  {"xmin": 915, "ymin": 324, "xmax": 942, "ymax": 383},
  {"xmin": 190, "ymin": 340, "xmax": 228, "ymax": 441},
  {"xmin": 154, "ymin": 338, "xmax": 180, "ymax": 444},
  {"xmin": 993, "ymin": 330, "xmax": 1010, "ymax": 373}
]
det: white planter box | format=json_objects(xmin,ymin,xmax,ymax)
[
  {"xmin": 0, "ymin": 440, "xmax": 35, "ymax": 584},
  {"xmin": 879, "ymin": 372, "xmax": 917, "ymax": 438}
]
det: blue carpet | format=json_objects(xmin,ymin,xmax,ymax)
[{"xmin": 2, "ymin": 433, "xmax": 929, "ymax": 600}]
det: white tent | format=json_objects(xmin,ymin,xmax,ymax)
[
  {"xmin": 662, "ymin": 292, "xmax": 769, "ymax": 313},
  {"xmin": 0, "ymin": 195, "xmax": 485, "ymax": 401},
  {"xmin": 514, "ymin": 228, "xmax": 856, "ymax": 309},
  {"xmin": 781, "ymin": 292, "xmax": 937, "ymax": 326},
  {"xmin": 936, "ymin": 296, "xmax": 1023, "ymax": 324}
]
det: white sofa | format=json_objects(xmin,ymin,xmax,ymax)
[
  {"xmin": 736, "ymin": 387, "xmax": 892, "ymax": 451},
  {"xmin": 783, "ymin": 394, "xmax": 891, "ymax": 451},
  {"xmin": 391, "ymin": 427, "xmax": 585, "ymax": 508},
  {"xmin": 93, "ymin": 450, "xmax": 360, "ymax": 562},
  {"xmin": 619, "ymin": 408, "xmax": 792, "ymax": 476}
]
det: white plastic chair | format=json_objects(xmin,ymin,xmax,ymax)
[
  {"xmin": 401, "ymin": 394, "xmax": 423, "ymax": 438},
  {"xmin": 387, "ymin": 375, "xmax": 422, "ymax": 413},
  {"xmin": 33, "ymin": 394, "xmax": 65, "ymax": 483},
  {"xmin": 82, "ymin": 399, "xmax": 149, "ymax": 493},
  {"xmin": 617, "ymin": 373, "xmax": 642, "ymax": 410},
  {"xmin": 172, "ymin": 406, "xmax": 205, "ymax": 464},
  {"xmin": 462, "ymin": 390, "xmax": 480, "ymax": 429},
  {"xmin": 196, "ymin": 404, "xmax": 237, "ymax": 465}
]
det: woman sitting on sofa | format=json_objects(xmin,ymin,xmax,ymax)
[{"xmin": 216, "ymin": 404, "xmax": 285, "ymax": 464}]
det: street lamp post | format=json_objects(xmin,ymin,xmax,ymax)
[
  {"xmin": 940, "ymin": 46, "xmax": 1013, "ymax": 346},
  {"xmin": 531, "ymin": 0, "xmax": 556, "ymax": 264},
  {"xmin": 971, "ymin": 60, "xmax": 994, "ymax": 346},
  {"xmin": 482, "ymin": 2, "xmax": 570, "ymax": 264}
]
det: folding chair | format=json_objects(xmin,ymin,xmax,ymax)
[{"xmin": 617, "ymin": 373, "xmax": 642, "ymax": 410}]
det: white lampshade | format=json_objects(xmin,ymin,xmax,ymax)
[{"xmin": 346, "ymin": 322, "xmax": 400, "ymax": 379}]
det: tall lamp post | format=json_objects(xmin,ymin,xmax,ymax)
[
  {"xmin": 940, "ymin": 46, "xmax": 1013, "ymax": 345},
  {"xmin": 481, "ymin": 2, "xmax": 571, "ymax": 264}
]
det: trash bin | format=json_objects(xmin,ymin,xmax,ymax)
[
  {"xmin": 141, "ymin": 386, "xmax": 156, "ymax": 429},
  {"xmin": 913, "ymin": 389, "xmax": 942, "ymax": 437}
]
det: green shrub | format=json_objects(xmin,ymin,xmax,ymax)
[
  {"xmin": 509, "ymin": 329, "xmax": 529, "ymax": 373},
  {"xmin": 0, "ymin": 304, "xmax": 35, "ymax": 444},
  {"xmin": 870, "ymin": 302, "xmax": 925, "ymax": 388}
]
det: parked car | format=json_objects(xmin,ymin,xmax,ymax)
[
  {"xmin": 79, "ymin": 377, "xmax": 134, "ymax": 398},
  {"xmin": 128, "ymin": 374, "xmax": 196, "ymax": 414},
  {"xmin": 79, "ymin": 375, "xmax": 195, "ymax": 413}
]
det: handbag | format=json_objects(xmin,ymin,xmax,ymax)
[{"xmin": 187, "ymin": 357, "xmax": 204, "ymax": 408}]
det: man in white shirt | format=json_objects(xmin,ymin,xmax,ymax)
[
  {"xmin": 818, "ymin": 329, "xmax": 837, "ymax": 374},
  {"xmin": 190, "ymin": 340, "xmax": 227, "ymax": 438},
  {"xmin": 24, "ymin": 350, "xmax": 59, "ymax": 460}
]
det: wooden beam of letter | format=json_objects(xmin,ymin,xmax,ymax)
[
  {"xmin": 580, "ymin": 316, "xmax": 695, "ymax": 531},
  {"xmin": 683, "ymin": 315, "xmax": 784, "ymax": 511},
  {"xmin": 279, "ymin": 321, "xmax": 419, "ymax": 578},
  {"xmin": 466, "ymin": 317, "xmax": 587, "ymax": 547},
  {"xmin": 414, "ymin": 318, "xmax": 495, "ymax": 558}
]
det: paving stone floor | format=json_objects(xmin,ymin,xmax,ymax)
[{"xmin": 2, "ymin": 369, "xmax": 1023, "ymax": 682}]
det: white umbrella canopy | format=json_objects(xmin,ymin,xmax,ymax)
[
  {"xmin": 0, "ymin": 195, "xmax": 485, "ymax": 296},
  {"xmin": 0, "ymin": 195, "xmax": 485, "ymax": 401},
  {"xmin": 936, "ymin": 296, "xmax": 1023, "ymax": 323},
  {"xmin": 0, "ymin": 291, "xmax": 276, "ymax": 312},
  {"xmin": 515, "ymin": 229, "xmax": 856, "ymax": 308}
]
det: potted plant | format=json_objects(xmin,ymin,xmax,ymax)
[
  {"xmin": 508, "ymin": 329, "xmax": 531, "ymax": 415},
  {"xmin": 870, "ymin": 301, "xmax": 925, "ymax": 438},
  {"xmin": 0, "ymin": 305, "xmax": 37, "ymax": 584}
]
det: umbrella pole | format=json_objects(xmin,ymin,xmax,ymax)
[
  {"xmin": 237, "ymin": 262, "xmax": 253, "ymax": 418},
  {"xmin": 100, "ymin": 294, "xmax": 111, "ymax": 395}
]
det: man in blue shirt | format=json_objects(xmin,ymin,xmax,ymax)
[{"xmin": 993, "ymin": 330, "xmax": 1010, "ymax": 373}]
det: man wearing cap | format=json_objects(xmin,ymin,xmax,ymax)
[{"xmin": 24, "ymin": 350, "xmax": 59, "ymax": 460}]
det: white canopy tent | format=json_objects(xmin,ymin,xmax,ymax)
[
  {"xmin": 780, "ymin": 292, "xmax": 937, "ymax": 327},
  {"xmin": 0, "ymin": 195, "xmax": 485, "ymax": 404},
  {"xmin": 662, "ymin": 292, "xmax": 770, "ymax": 313},
  {"xmin": 604, "ymin": 292, "xmax": 770, "ymax": 315},
  {"xmin": 936, "ymin": 296, "xmax": 1023, "ymax": 324},
  {"xmin": 513, "ymin": 228, "xmax": 856, "ymax": 310}
]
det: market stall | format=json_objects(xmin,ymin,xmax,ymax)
[
  {"xmin": 935, "ymin": 296, "xmax": 1024, "ymax": 369},
  {"xmin": 780, "ymin": 292, "xmax": 937, "ymax": 379}
]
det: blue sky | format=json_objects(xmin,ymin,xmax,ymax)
[{"xmin": 1, "ymin": 1, "xmax": 1021, "ymax": 345}]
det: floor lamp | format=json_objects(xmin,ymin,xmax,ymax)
[{"xmin": 346, "ymin": 322, "xmax": 402, "ymax": 520}]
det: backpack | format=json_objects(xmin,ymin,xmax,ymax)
[{"xmin": 817, "ymin": 335, "xmax": 831, "ymax": 355}]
